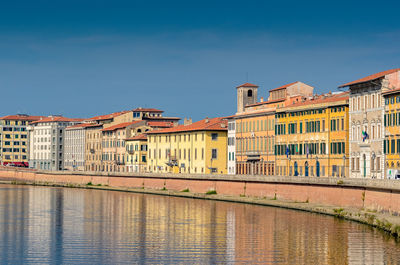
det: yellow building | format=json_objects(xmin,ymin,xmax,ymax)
[
  {"xmin": 147, "ymin": 117, "xmax": 227, "ymax": 174},
  {"xmin": 125, "ymin": 134, "xmax": 148, "ymax": 173},
  {"xmin": 275, "ymin": 92, "xmax": 349, "ymax": 177},
  {"xmin": 383, "ymin": 88, "xmax": 400, "ymax": 179},
  {"xmin": 0, "ymin": 114, "xmax": 44, "ymax": 166}
]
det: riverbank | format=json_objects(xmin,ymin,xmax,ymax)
[{"xmin": 2, "ymin": 178, "xmax": 400, "ymax": 239}]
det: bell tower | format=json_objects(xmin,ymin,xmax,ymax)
[{"xmin": 236, "ymin": 83, "xmax": 258, "ymax": 113}]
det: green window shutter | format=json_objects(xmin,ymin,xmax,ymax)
[{"xmin": 384, "ymin": 140, "xmax": 387, "ymax": 154}]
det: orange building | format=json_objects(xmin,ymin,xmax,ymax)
[{"xmin": 234, "ymin": 82, "xmax": 314, "ymax": 175}]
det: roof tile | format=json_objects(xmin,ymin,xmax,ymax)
[
  {"xmin": 147, "ymin": 117, "xmax": 227, "ymax": 134},
  {"xmin": 339, "ymin": 68, "xmax": 400, "ymax": 88}
]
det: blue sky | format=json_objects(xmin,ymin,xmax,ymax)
[{"xmin": 0, "ymin": 0, "xmax": 399, "ymax": 121}]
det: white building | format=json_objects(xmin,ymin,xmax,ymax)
[
  {"xmin": 339, "ymin": 68, "xmax": 400, "ymax": 179},
  {"xmin": 64, "ymin": 123, "xmax": 93, "ymax": 171},
  {"xmin": 227, "ymin": 117, "xmax": 236, "ymax": 174},
  {"xmin": 28, "ymin": 116, "xmax": 82, "ymax": 171}
]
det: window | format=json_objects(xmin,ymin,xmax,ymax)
[
  {"xmin": 247, "ymin": 90, "xmax": 253, "ymax": 97},
  {"xmin": 376, "ymin": 157, "xmax": 381, "ymax": 171},
  {"xmin": 211, "ymin": 149, "xmax": 217, "ymax": 159},
  {"xmin": 211, "ymin": 133, "xmax": 218, "ymax": 140}
]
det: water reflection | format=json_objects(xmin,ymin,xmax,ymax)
[{"xmin": 0, "ymin": 185, "xmax": 398, "ymax": 264}]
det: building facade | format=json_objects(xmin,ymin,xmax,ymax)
[
  {"xmin": 28, "ymin": 116, "xmax": 82, "ymax": 171},
  {"xmin": 340, "ymin": 68, "xmax": 400, "ymax": 179},
  {"xmin": 275, "ymin": 92, "xmax": 349, "ymax": 177},
  {"xmin": 85, "ymin": 124, "xmax": 104, "ymax": 172},
  {"xmin": 101, "ymin": 121, "xmax": 142, "ymax": 172},
  {"xmin": 64, "ymin": 123, "xmax": 96, "ymax": 171},
  {"xmin": 226, "ymin": 117, "xmax": 236, "ymax": 174},
  {"xmin": 84, "ymin": 108, "xmax": 180, "ymax": 173},
  {"xmin": 0, "ymin": 114, "xmax": 44, "ymax": 166},
  {"xmin": 125, "ymin": 134, "xmax": 148, "ymax": 173},
  {"xmin": 234, "ymin": 81, "xmax": 313, "ymax": 175},
  {"xmin": 147, "ymin": 117, "xmax": 227, "ymax": 174},
  {"xmin": 382, "ymin": 87, "xmax": 400, "ymax": 179}
]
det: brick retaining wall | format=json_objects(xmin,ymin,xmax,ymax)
[{"xmin": 1, "ymin": 167, "xmax": 400, "ymax": 214}]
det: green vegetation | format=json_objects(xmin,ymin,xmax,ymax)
[
  {"xmin": 333, "ymin": 208, "xmax": 347, "ymax": 218},
  {"xmin": 161, "ymin": 187, "xmax": 167, "ymax": 191},
  {"xmin": 87, "ymin": 182, "xmax": 93, "ymax": 186},
  {"xmin": 206, "ymin": 189, "xmax": 217, "ymax": 195},
  {"xmin": 337, "ymin": 180, "xmax": 344, "ymax": 185},
  {"xmin": 181, "ymin": 188, "xmax": 190, "ymax": 192},
  {"xmin": 97, "ymin": 184, "xmax": 102, "ymax": 186},
  {"xmin": 272, "ymin": 193, "xmax": 277, "ymax": 200},
  {"xmin": 364, "ymin": 213, "xmax": 376, "ymax": 225}
]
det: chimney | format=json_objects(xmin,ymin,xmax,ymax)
[
  {"xmin": 260, "ymin": 97, "xmax": 264, "ymax": 102},
  {"xmin": 205, "ymin": 117, "xmax": 209, "ymax": 123},
  {"xmin": 184, "ymin": 117, "xmax": 192, "ymax": 126}
]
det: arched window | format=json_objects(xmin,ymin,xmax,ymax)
[{"xmin": 247, "ymin": 90, "xmax": 253, "ymax": 97}]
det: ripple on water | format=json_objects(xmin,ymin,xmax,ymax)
[{"xmin": 0, "ymin": 184, "xmax": 399, "ymax": 264}]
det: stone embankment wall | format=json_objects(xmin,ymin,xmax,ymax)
[{"xmin": 1, "ymin": 167, "xmax": 400, "ymax": 214}]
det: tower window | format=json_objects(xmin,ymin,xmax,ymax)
[{"xmin": 247, "ymin": 90, "xmax": 253, "ymax": 97}]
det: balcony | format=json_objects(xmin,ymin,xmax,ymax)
[
  {"xmin": 243, "ymin": 150, "xmax": 261, "ymax": 156},
  {"xmin": 166, "ymin": 156, "xmax": 178, "ymax": 167},
  {"xmin": 116, "ymin": 161, "xmax": 125, "ymax": 165}
]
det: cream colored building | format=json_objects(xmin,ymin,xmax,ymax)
[
  {"xmin": 340, "ymin": 68, "xmax": 400, "ymax": 179},
  {"xmin": 125, "ymin": 134, "xmax": 148, "ymax": 173}
]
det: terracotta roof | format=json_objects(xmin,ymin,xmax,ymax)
[
  {"xmin": 147, "ymin": 121, "xmax": 174, "ymax": 128},
  {"xmin": 245, "ymin": 98, "xmax": 286, "ymax": 108},
  {"xmin": 339, "ymin": 68, "xmax": 400, "ymax": 88},
  {"xmin": 66, "ymin": 123, "xmax": 100, "ymax": 130},
  {"xmin": 101, "ymin": 121, "xmax": 141, "ymax": 132},
  {"xmin": 31, "ymin": 116, "xmax": 84, "ymax": 124},
  {"xmin": 144, "ymin": 116, "xmax": 180, "ymax": 120},
  {"xmin": 236, "ymin": 82, "xmax": 258, "ymax": 88},
  {"xmin": 0, "ymin": 115, "xmax": 46, "ymax": 121},
  {"xmin": 132, "ymin": 107, "xmax": 163, "ymax": 113},
  {"xmin": 269, "ymin": 81, "xmax": 299, "ymax": 92},
  {"xmin": 279, "ymin": 92, "xmax": 349, "ymax": 110},
  {"xmin": 125, "ymin": 134, "xmax": 147, "ymax": 141},
  {"xmin": 87, "ymin": 111, "xmax": 129, "ymax": 121},
  {"xmin": 147, "ymin": 117, "xmax": 227, "ymax": 134}
]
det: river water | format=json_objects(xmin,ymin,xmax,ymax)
[{"xmin": 0, "ymin": 184, "xmax": 399, "ymax": 264}]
